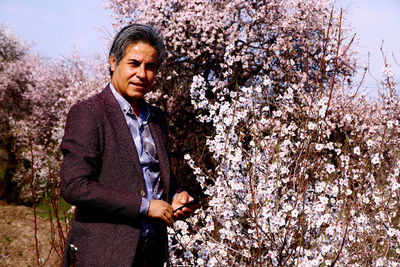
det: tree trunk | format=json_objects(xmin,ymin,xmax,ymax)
[{"xmin": 0, "ymin": 135, "xmax": 19, "ymax": 203}]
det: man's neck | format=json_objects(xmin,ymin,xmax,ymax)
[{"xmin": 132, "ymin": 104, "xmax": 140, "ymax": 119}]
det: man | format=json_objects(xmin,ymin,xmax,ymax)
[{"xmin": 60, "ymin": 24, "xmax": 197, "ymax": 266}]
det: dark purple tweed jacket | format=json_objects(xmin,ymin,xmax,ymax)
[{"xmin": 60, "ymin": 84, "xmax": 178, "ymax": 266}]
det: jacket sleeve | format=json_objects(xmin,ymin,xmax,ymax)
[{"xmin": 60, "ymin": 102, "xmax": 142, "ymax": 220}]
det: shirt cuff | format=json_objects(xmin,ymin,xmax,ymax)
[{"xmin": 140, "ymin": 197, "xmax": 150, "ymax": 215}]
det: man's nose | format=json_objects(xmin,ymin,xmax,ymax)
[{"xmin": 136, "ymin": 64, "xmax": 146, "ymax": 79}]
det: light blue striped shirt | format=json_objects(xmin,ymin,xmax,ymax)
[{"xmin": 110, "ymin": 83, "xmax": 163, "ymax": 236}]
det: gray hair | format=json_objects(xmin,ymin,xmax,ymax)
[{"xmin": 109, "ymin": 24, "xmax": 166, "ymax": 76}]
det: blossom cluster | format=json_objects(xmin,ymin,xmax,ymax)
[
  {"xmin": 165, "ymin": 8, "xmax": 400, "ymax": 267},
  {"xmin": 170, "ymin": 61, "xmax": 400, "ymax": 266}
]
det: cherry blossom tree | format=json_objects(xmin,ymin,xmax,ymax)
[
  {"xmin": 104, "ymin": 0, "xmax": 400, "ymax": 265},
  {"xmin": 105, "ymin": 0, "xmax": 357, "ymax": 191},
  {"xmin": 0, "ymin": 24, "xmax": 37, "ymax": 202},
  {"xmin": 0, "ymin": 27, "xmax": 109, "ymax": 265},
  {"xmin": 0, "ymin": 24, "xmax": 108, "ymax": 202},
  {"xmin": 168, "ymin": 26, "xmax": 400, "ymax": 267}
]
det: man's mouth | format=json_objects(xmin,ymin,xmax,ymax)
[{"xmin": 130, "ymin": 82, "xmax": 146, "ymax": 88}]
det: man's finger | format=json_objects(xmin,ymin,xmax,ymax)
[{"xmin": 180, "ymin": 192, "xmax": 189, "ymax": 203}]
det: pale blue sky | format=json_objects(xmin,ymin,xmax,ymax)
[
  {"xmin": 0, "ymin": 0, "xmax": 114, "ymax": 57},
  {"xmin": 337, "ymin": 0, "xmax": 400, "ymax": 91},
  {"xmin": 0, "ymin": 0, "xmax": 399, "ymax": 91}
]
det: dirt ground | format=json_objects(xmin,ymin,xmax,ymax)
[{"xmin": 0, "ymin": 200, "xmax": 62, "ymax": 267}]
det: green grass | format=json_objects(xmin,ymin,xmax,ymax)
[
  {"xmin": 34, "ymin": 197, "xmax": 72, "ymax": 222},
  {"xmin": 4, "ymin": 235, "xmax": 12, "ymax": 243}
]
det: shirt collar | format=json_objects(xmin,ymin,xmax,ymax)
[{"xmin": 109, "ymin": 82, "xmax": 150, "ymax": 122}]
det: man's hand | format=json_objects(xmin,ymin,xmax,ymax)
[
  {"xmin": 172, "ymin": 191, "xmax": 200, "ymax": 220},
  {"xmin": 148, "ymin": 200, "xmax": 173, "ymax": 225}
]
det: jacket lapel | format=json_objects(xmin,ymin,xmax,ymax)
[
  {"xmin": 148, "ymin": 108, "xmax": 170, "ymax": 201},
  {"xmin": 101, "ymin": 85, "xmax": 145, "ymax": 188}
]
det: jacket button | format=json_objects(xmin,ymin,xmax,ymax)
[{"xmin": 141, "ymin": 190, "xmax": 146, "ymax": 197}]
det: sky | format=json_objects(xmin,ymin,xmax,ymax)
[
  {"xmin": 0, "ymin": 0, "xmax": 114, "ymax": 57},
  {"xmin": 0, "ymin": 0, "xmax": 399, "ymax": 92},
  {"xmin": 336, "ymin": 0, "xmax": 400, "ymax": 92}
]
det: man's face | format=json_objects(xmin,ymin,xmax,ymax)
[{"xmin": 110, "ymin": 42, "xmax": 158, "ymax": 105}]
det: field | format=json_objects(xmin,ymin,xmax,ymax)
[{"xmin": 0, "ymin": 200, "xmax": 61, "ymax": 267}]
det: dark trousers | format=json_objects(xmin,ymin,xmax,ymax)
[{"xmin": 132, "ymin": 235, "xmax": 167, "ymax": 267}]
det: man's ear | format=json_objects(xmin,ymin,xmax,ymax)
[{"xmin": 109, "ymin": 56, "xmax": 117, "ymax": 72}]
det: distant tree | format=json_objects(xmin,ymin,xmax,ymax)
[
  {"xmin": 0, "ymin": 24, "xmax": 108, "ymax": 203},
  {"xmin": 0, "ymin": 24, "xmax": 36, "ymax": 202}
]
